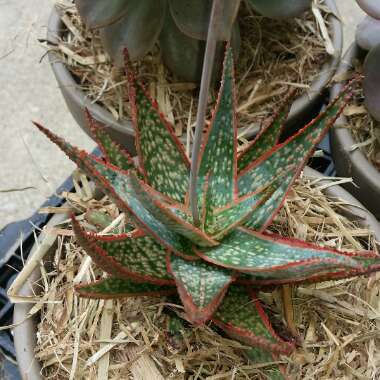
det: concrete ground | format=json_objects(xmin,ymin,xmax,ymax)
[{"xmin": 0, "ymin": 0, "xmax": 364, "ymax": 229}]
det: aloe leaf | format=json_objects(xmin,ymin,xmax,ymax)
[
  {"xmin": 85, "ymin": 109, "xmax": 136, "ymax": 172},
  {"xmin": 197, "ymin": 227, "xmax": 363, "ymax": 276},
  {"xmin": 246, "ymin": 348, "xmax": 286, "ymax": 380},
  {"xmin": 127, "ymin": 173, "xmax": 218, "ymax": 247},
  {"xmin": 100, "ymin": 0, "xmax": 166, "ymax": 64},
  {"xmin": 198, "ymin": 47, "xmax": 237, "ymax": 225},
  {"xmin": 72, "ymin": 217, "xmax": 174, "ymax": 284},
  {"xmin": 356, "ymin": 0, "xmax": 380, "ymax": 20},
  {"xmin": 205, "ymin": 186, "xmax": 273, "ymax": 239},
  {"xmin": 75, "ymin": 0, "xmax": 130, "ymax": 29},
  {"xmin": 238, "ymin": 86, "xmax": 351, "ymax": 229},
  {"xmin": 75, "ymin": 277, "xmax": 176, "ymax": 299},
  {"xmin": 247, "ymin": 0, "xmax": 311, "ymax": 19},
  {"xmin": 168, "ymin": 0, "xmax": 240, "ymax": 41},
  {"xmin": 213, "ymin": 286, "xmax": 295, "ymax": 355},
  {"xmin": 238, "ymin": 89, "xmax": 297, "ymax": 172},
  {"xmin": 363, "ymin": 44, "xmax": 380, "ymax": 122},
  {"xmin": 168, "ymin": 254, "xmax": 234, "ymax": 324},
  {"xmin": 34, "ymin": 123, "xmax": 195, "ymax": 259},
  {"xmin": 242, "ymin": 251, "xmax": 380, "ymax": 286},
  {"xmin": 126, "ymin": 55, "xmax": 190, "ymax": 203}
]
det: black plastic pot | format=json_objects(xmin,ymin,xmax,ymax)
[
  {"xmin": 46, "ymin": 0, "xmax": 343, "ymax": 150},
  {"xmin": 330, "ymin": 43, "xmax": 380, "ymax": 218},
  {"xmin": 12, "ymin": 167, "xmax": 380, "ymax": 380}
]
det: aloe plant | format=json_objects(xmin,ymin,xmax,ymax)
[
  {"xmin": 74, "ymin": 0, "xmax": 311, "ymax": 82},
  {"xmin": 35, "ymin": 48, "xmax": 380, "ymax": 377}
]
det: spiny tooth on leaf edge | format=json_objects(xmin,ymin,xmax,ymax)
[
  {"xmin": 197, "ymin": 46, "xmax": 238, "ymax": 222},
  {"xmin": 84, "ymin": 108, "xmax": 137, "ymax": 172},
  {"xmin": 127, "ymin": 172, "xmax": 219, "ymax": 247},
  {"xmin": 72, "ymin": 215, "xmax": 175, "ymax": 285},
  {"xmin": 239, "ymin": 251, "xmax": 380, "ymax": 286},
  {"xmin": 238, "ymin": 84, "xmax": 354, "ymax": 230},
  {"xmin": 196, "ymin": 227, "xmax": 362, "ymax": 275},
  {"xmin": 75, "ymin": 277, "xmax": 176, "ymax": 299},
  {"xmin": 34, "ymin": 122, "xmax": 193, "ymax": 259},
  {"xmin": 212, "ymin": 286, "xmax": 295, "ymax": 356},
  {"xmin": 124, "ymin": 48, "xmax": 190, "ymax": 204},
  {"xmin": 167, "ymin": 253, "xmax": 234, "ymax": 325},
  {"xmin": 237, "ymin": 87, "xmax": 298, "ymax": 172}
]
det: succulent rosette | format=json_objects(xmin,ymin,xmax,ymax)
[{"xmin": 35, "ymin": 47, "xmax": 380, "ymax": 377}]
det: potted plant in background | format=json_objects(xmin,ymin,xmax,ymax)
[
  {"xmin": 330, "ymin": 0, "xmax": 380, "ymax": 217},
  {"xmin": 47, "ymin": 0, "xmax": 342, "ymax": 150},
  {"xmin": 10, "ymin": 46, "xmax": 380, "ymax": 379}
]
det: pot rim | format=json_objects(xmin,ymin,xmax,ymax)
[
  {"xmin": 46, "ymin": 0, "xmax": 343, "ymax": 139},
  {"xmin": 13, "ymin": 167, "xmax": 380, "ymax": 380},
  {"xmin": 329, "ymin": 43, "xmax": 380, "ymax": 192}
]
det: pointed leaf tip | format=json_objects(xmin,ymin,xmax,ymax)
[
  {"xmin": 168, "ymin": 253, "xmax": 234, "ymax": 324},
  {"xmin": 72, "ymin": 215, "xmax": 175, "ymax": 285},
  {"xmin": 197, "ymin": 46, "xmax": 238, "ymax": 226},
  {"xmin": 125, "ymin": 50, "xmax": 190, "ymax": 203},
  {"xmin": 213, "ymin": 286, "xmax": 295, "ymax": 356},
  {"xmin": 76, "ymin": 277, "xmax": 176, "ymax": 299},
  {"xmin": 84, "ymin": 109, "xmax": 137, "ymax": 172}
]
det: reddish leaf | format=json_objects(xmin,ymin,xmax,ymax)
[
  {"xmin": 238, "ymin": 88, "xmax": 297, "ymax": 172},
  {"xmin": 167, "ymin": 253, "xmax": 234, "ymax": 324},
  {"xmin": 212, "ymin": 286, "xmax": 295, "ymax": 356},
  {"xmin": 72, "ymin": 216, "xmax": 174, "ymax": 285},
  {"xmin": 85, "ymin": 109, "xmax": 137, "ymax": 172},
  {"xmin": 197, "ymin": 47, "xmax": 238, "ymax": 222},
  {"xmin": 75, "ymin": 277, "xmax": 176, "ymax": 299},
  {"xmin": 125, "ymin": 51, "xmax": 190, "ymax": 203},
  {"xmin": 196, "ymin": 227, "xmax": 364, "ymax": 277}
]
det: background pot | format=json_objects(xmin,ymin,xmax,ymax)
[
  {"xmin": 12, "ymin": 167, "xmax": 380, "ymax": 379},
  {"xmin": 46, "ymin": 0, "xmax": 343, "ymax": 150},
  {"xmin": 330, "ymin": 43, "xmax": 380, "ymax": 218}
]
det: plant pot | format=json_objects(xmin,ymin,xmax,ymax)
[
  {"xmin": 12, "ymin": 167, "xmax": 380, "ymax": 379},
  {"xmin": 46, "ymin": 0, "xmax": 343, "ymax": 150},
  {"xmin": 330, "ymin": 43, "xmax": 380, "ymax": 218}
]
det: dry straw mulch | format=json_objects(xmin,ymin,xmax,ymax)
[
  {"xmin": 51, "ymin": 0, "xmax": 333, "ymax": 139},
  {"xmin": 26, "ymin": 173, "xmax": 380, "ymax": 380}
]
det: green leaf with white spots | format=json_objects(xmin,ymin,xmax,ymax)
[
  {"xmin": 34, "ymin": 123, "xmax": 194, "ymax": 258},
  {"xmin": 197, "ymin": 228, "xmax": 362, "ymax": 276},
  {"xmin": 168, "ymin": 254, "xmax": 234, "ymax": 324},
  {"xmin": 127, "ymin": 173, "xmax": 218, "ymax": 247},
  {"xmin": 246, "ymin": 347, "xmax": 286, "ymax": 379},
  {"xmin": 241, "ymin": 250, "xmax": 380, "ymax": 286},
  {"xmin": 238, "ymin": 89, "xmax": 296, "ymax": 172},
  {"xmin": 85, "ymin": 109, "xmax": 136, "ymax": 172},
  {"xmin": 237, "ymin": 89, "xmax": 349, "ymax": 198},
  {"xmin": 212, "ymin": 286, "xmax": 295, "ymax": 355},
  {"xmin": 75, "ymin": 277, "xmax": 176, "ymax": 299},
  {"xmin": 237, "ymin": 90, "xmax": 350, "ymax": 230},
  {"xmin": 127, "ymin": 64, "xmax": 190, "ymax": 203},
  {"xmin": 72, "ymin": 217, "xmax": 173, "ymax": 284},
  {"xmin": 197, "ymin": 47, "xmax": 237, "ymax": 222},
  {"xmin": 205, "ymin": 188, "xmax": 271, "ymax": 239}
]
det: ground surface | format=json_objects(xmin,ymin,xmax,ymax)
[{"xmin": 0, "ymin": 0, "xmax": 364, "ymax": 229}]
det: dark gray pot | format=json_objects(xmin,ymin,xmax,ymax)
[
  {"xmin": 12, "ymin": 168, "xmax": 380, "ymax": 379},
  {"xmin": 46, "ymin": 0, "xmax": 343, "ymax": 149},
  {"xmin": 330, "ymin": 43, "xmax": 380, "ymax": 218}
]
